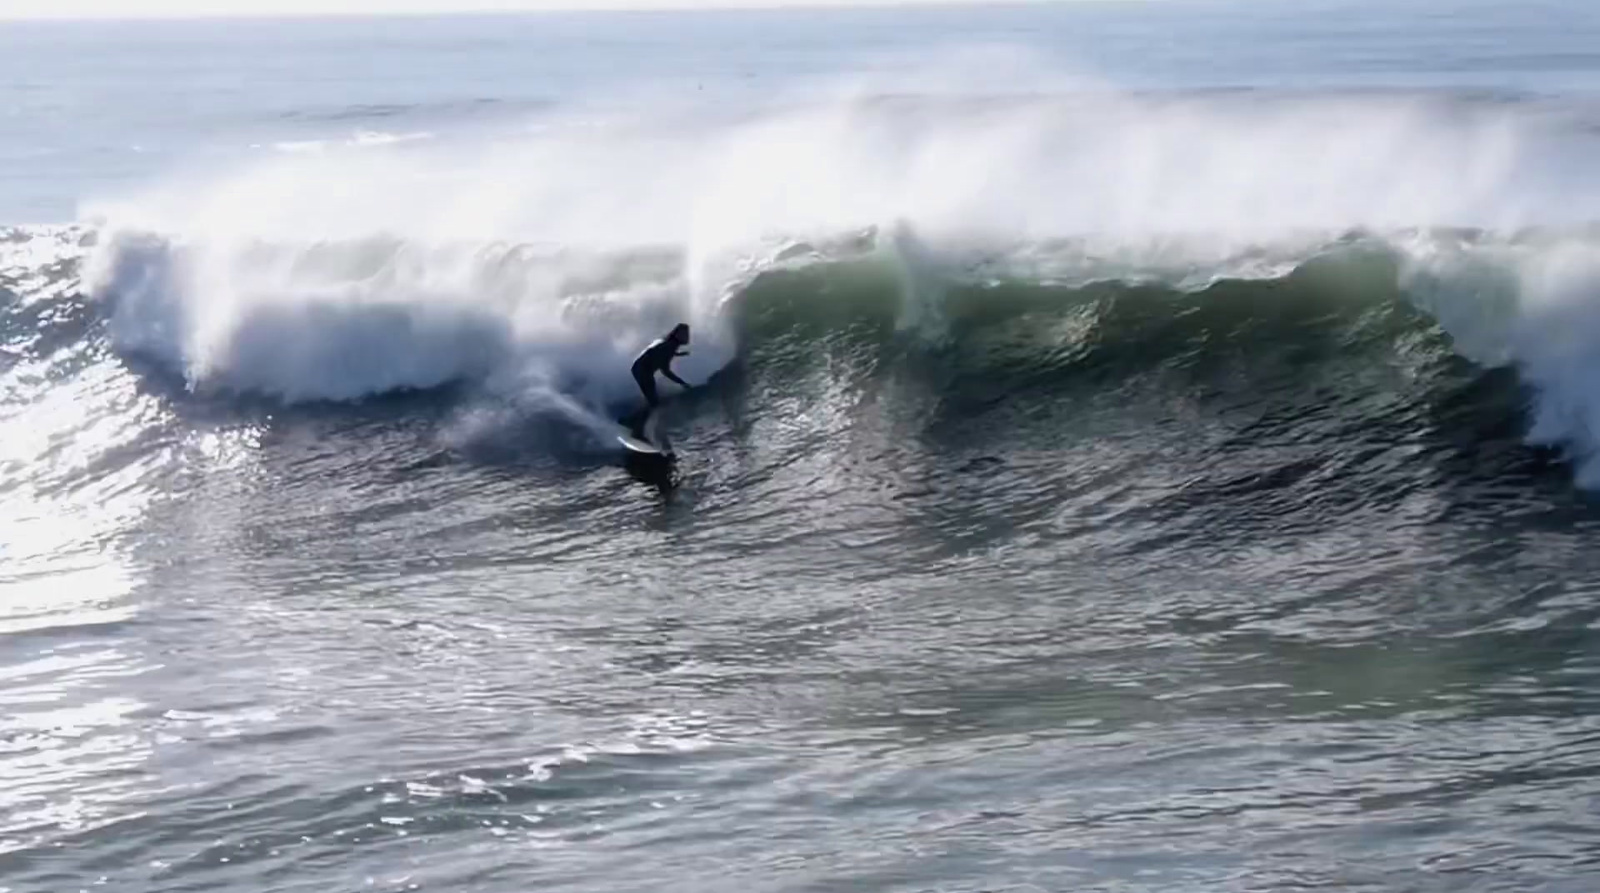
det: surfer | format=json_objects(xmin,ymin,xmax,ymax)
[{"xmin": 627, "ymin": 323, "xmax": 692, "ymax": 439}]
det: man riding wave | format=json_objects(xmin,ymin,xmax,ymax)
[{"xmin": 626, "ymin": 322, "xmax": 692, "ymax": 441}]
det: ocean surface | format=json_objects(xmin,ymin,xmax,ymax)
[{"xmin": 7, "ymin": 1, "xmax": 1600, "ymax": 890}]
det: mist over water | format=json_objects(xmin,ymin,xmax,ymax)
[{"xmin": 8, "ymin": 2, "xmax": 1600, "ymax": 891}]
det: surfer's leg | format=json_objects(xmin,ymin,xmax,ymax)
[{"xmin": 629, "ymin": 371, "xmax": 659, "ymax": 437}]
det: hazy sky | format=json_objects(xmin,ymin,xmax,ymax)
[{"xmin": 2, "ymin": 0, "xmax": 1050, "ymax": 19}]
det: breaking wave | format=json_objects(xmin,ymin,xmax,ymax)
[{"xmin": 39, "ymin": 84, "xmax": 1600, "ymax": 485}]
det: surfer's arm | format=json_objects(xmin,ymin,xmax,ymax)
[{"xmin": 662, "ymin": 368, "xmax": 690, "ymax": 387}]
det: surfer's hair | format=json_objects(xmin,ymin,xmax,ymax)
[{"xmin": 670, "ymin": 323, "xmax": 690, "ymax": 342}]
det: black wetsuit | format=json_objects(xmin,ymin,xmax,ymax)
[{"xmin": 630, "ymin": 337, "xmax": 681, "ymax": 408}]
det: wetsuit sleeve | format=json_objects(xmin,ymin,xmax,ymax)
[{"xmin": 661, "ymin": 359, "xmax": 689, "ymax": 387}]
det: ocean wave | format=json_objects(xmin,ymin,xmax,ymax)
[
  {"xmin": 277, "ymin": 97, "xmax": 525, "ymax": 125},
  {"xmin": 45, "ymin": 85, "xmax": 1600, "ymax": 485},
  {"xmin": 265, "ymin": 131, "xmax": 438, "ymax": 155},
  {"xmin": 56, "ymin": 217, "xmax": 1593, "ymax": 479}
]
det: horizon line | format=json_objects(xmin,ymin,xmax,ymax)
[{"xmin": 0, "ymin": 0, "xmax": 1136, "ymax": 24}]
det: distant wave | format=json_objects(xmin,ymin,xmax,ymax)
[
  {"xmin": 266, "ymin": 131, "xmax": 438, "ymax": 154},
  {"xmin": 276, "ymin": 96, "xmax": 535, "ymax": 124}
]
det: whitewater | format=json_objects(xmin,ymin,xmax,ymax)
[{"xmin": 7, "ymin": 2, "xmax": 1600, "ymax": 892}]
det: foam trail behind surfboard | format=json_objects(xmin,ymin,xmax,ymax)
[{"xmin": 509, "ymin": 385, "xmax": 639, "ymax": 452}]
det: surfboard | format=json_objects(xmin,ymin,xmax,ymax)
[
  {"xmin": 618, "ymin": 412, "xmax": 675, "ymax": 458},
  {"xmin": 618, "ymin": 423, "xmax": 675, "ymax": 458},
  {"xmin": 618, "ymin": 432, "xmax": 670, "ymax": 455}
]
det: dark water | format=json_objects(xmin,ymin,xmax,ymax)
[{"xmin": 7, "ymin": 2, "xmax": 1600, "ymax": 892}]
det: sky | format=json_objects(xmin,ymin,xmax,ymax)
[{"xmin": 0, "ymin": 0, "xmax": 1052, "ymax": 19}]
